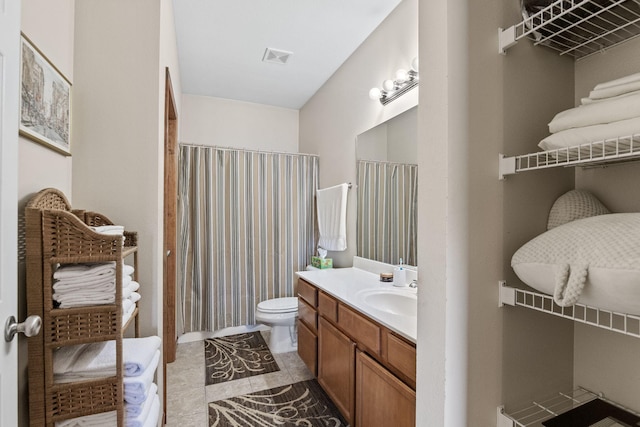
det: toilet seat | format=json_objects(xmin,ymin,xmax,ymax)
[{"xmin": 257, "ymin": 297, "xmax": 298, "ymax": 314}]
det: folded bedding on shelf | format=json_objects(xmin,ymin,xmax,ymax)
[
  {"xmin": 126, "ymin": 392, "xmax": 159, "ymax": 427},
  {"xmin": 548, "ymin": 92, "xmax": 640, "ymax": 133},
  {"xmin": 581, "ymin": 88, "xmax": 640, "ymax": 105},
  {"xmin": 124, "ymin": 350, "xmax": 160, "ymax": 404},
  {"xmin": 125, "ymin": 383, "xmax": 157, "ymax": 417},
  {"xmin": 539, "ymin": 116, "xmax": 640, "ymax": 150},
  {"xmin": 53, "ymin": 336, "xmax": 161, "ymax": 382},
  {"xmin": 588, "ymin": 80, "xmax": 640, "ymax": 101},
  {"xmin": 592, "ymin": 71, "xmax": 640, "ymax": 91},
  {"xmin": 54, "ymin": 411, "xmax": 116, "ymax": 427}
]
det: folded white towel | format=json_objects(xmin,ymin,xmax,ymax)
[
  {"xmin": 92, "ymin": 225, "xmax": 124, "ymax": 234},
  {"xmin": 126, "ymin": 391, "xmax": 158, "ymax": 427},
  {"xmin": 125, "ymin": 383, "xmax": 157, "ymax": 418},
  {"xmin": 129, "ymin": 281, "xmax": 140, "ymax": 292},
  {"xmin": 548, "ymin": 92, "xmax": 640, "ymax": 133},
  {"xmin": 588, "ymin": 81, "xmax": 640, "ymax": 101},
  {"xmin": 129, "ymin": 292, "xmax": 141, "ymax": 304},
  {"xmin": 54, "ymin": 411, "xmax": 116, "ymax": 427},
  {"xmin": 54, "ymin": 262, "xmax": 116, "ymax": 280},
  {"xmin": 539, "ymin": 116, "xmax": 640, "ymax": 151},
  {"xmin": 581, "ymin": 89, "xmax": 640, "ymax": 105},
  {"xmin": 316, "ymin": 183, "xmax": 349, "ymax": 251},
  {"xmin": 123, "ymin": 264, "xmax": 135, "ymax": 277},
  {"xmin": 123, "ymin": 298, "xmax": 134, "ymax": 314},
  {"xmin": 593, "ymin": 71, "xmax": 640, "ymax": 91},
  {"xmin": 53, "ymin": 276, "xmax": 115, "ymax": 291},
  {"xmin": 53, "ymin": 336, "xmax": 161, "ymax": 382},
  {"xmin": 124, "ymin": 350, "xmax": 160, "ymax": 404},
  {"xmin": 54, "ymin": 293, "xmax": 115, "ymax": 308},
  {"xmin": 122, "ymin": 302, "xmax": 136, "ymax": 326}
]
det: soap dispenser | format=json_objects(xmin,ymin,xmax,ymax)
[{"xmin": 393, "ymin": 258, "xmax": 407, "ymax": 287}]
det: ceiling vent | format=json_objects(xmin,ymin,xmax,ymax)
[{"xmin": 262, "ymin": 48, "xmax": 293, "ymax": 65}]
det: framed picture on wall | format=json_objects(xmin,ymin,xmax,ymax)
[{"xmin": 19, "ymin": 33, "xmax": 71, "ymax": 156}]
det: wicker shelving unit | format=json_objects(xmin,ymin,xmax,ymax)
[{"xmin": 25, "ymin": 188, "xmax": 139, "ymax": 426}]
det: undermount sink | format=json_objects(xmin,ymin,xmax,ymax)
[{"xmin": 357, "ymin": 289, "xmax": 417, "ymax": 318}]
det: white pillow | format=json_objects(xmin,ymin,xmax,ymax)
[
  {"xmin": 512, "ymin": 213, "xmax": 640, "ymax": 314},
  {"xmin": 547, "ymin": 190, "xmax": 609, "ymax": 230}
]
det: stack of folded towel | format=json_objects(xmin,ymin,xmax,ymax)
[
  {"xmin": 121, "ymin": 263, "xmax": 141, "ymax": 326},
  {"xmin": 540, "ymin": 71, "xmax": 640, "ymax": 151},
  {"xmin": 53, "ymin": 262, "xmax": 117, "ymax": 308},
  {"xmin": 92, "ymin": 224, "xmax": 126, "ymax": 245},
  {"xmin": 53, "ymin": 336, "xmax": 161, "ymax": 427},
  {"xmin": 53, "ymin": 261, "xmax": 139, "ymax": 325}
]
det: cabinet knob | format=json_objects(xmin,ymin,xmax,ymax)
[{"xmin": 4, "ymin": 315, "xmax": 42, "ymax": 342}]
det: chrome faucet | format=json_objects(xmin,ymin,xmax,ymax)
[{"xmin": 409, "ymin": 279, "xmax": 418, "ymax": 288}]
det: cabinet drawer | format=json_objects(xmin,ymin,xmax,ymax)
[
  {"xmin": 318, "ymin": 292, "xmax": 338, "ymax": 323},
  {"xmin": 385, "ymin": 332, "xmax": 416, "ymax": 388},
  {"xmin": 338, "ymin": 304, "xmax": 380, "ymax": 355},
  {"xmin": 298, "ymin": 279, "xmax": 317, "ymax": 307},
  {"xmin": 298, "ymin": 298, "xmax": 317, "ymax": 332},
  {"xmin": 297, "ymin": 319, "xmax": 317, "ymax": 377}
]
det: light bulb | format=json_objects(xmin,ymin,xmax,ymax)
[
  {"xmin": 382, "ymin": 79, "xmax": 395, "ymax": 91},
  {"xmin": 411, "ymin": 57, "xmax": 419, "ymax": 72},
  {"xmin": 369, "ymin": 87, "xmax": 382, "ymax": 100},
  {"xmin": 395, "ymin": 69, "xmax": 408, "ymax": 83}
]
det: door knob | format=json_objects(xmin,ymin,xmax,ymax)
[{"xmin": 4, "ymin": 315, "xmax": 42, "ymax": 342}]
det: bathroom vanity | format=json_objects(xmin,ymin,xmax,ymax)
[{"xmin": 296, "ymin": 266, "xmax": 416, "ymax": 427}]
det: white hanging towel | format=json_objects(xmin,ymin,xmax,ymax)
[{"xmin": 316, "ymin": 183, "xmax": 349, "ymax": 251}]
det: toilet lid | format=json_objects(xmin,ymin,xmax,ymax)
[{"xmin": 257, "ymin": 297, "xmax": 298, "ymax": 313}]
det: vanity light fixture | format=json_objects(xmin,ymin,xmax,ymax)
[{"xmin": 369, "ymin": 57, "xmax": 419, "ymax": 106}]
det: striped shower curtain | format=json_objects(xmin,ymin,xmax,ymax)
[
  {"xmin": 178, "ymin": 145, "xmax": 319, "ymax": 333},
  {"xmin": 356, "ymin": 159, "xmax": 418, "ymax": 266}
]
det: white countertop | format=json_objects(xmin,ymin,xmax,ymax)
[{"xmin": 296, "ymin": 267, "xmax": 417, "ymax": 343}]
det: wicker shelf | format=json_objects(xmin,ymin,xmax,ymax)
[
  {"xmin": 499, "ymin": 0, "xmax": 640, "ymax": 59},
  {"xmin": 25, "ymin": 188, "xmax": 140, "ymax": 427},
  {"xmin": 499, "ymin": 132, "xmax": 640, "ymax": 179}
]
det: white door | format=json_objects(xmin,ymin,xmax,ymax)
[{"xmin": 0, "ymin": 0, "xmax": 22, "ymax": 426}]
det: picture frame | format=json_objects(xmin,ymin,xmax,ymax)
[{"xmin": 19, "ymin": 33, "xmax": 71, "ymax": 156}]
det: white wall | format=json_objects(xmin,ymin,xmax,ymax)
[
  {"xmin": 18, "ymin": 1, "xmax": 75, "ymax": 425},
  {"xmin": 299, "ymin": 0, "xmax": 418, "ymax": 267},
  {"xmin": 572, "ymin": 37, "xmax": 640, "ymax": 411},
  {"xmin": 19, "ymin": 0, "xmax": 74, "ymax": 204},
  {"xmin": 181, "ymin": 94, "xmax": 298, "ymax": 152},
  {"xmin": 72, "ymin": 0, "xmax": 182, "ymax": 419}
]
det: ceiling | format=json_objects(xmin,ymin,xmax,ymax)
[{"xmin": 172, "ymin": 0, "xmax": 403, "ymax": 110}]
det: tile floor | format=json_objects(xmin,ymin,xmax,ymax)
[{"xmin": 165, "ymin": 331, "xmax": 315, "ymax": 427}]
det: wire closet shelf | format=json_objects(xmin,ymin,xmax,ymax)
[
  {"xmin": 499, "ymin": 133, "xmax": 640, "ymax": 179},
  {"xmin": 499, "ymin": 0, "xmax": 640, "ymax": 59}
]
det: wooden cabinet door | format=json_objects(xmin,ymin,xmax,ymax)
[
  {"xmin": 318, "ymin": 317, "xmax": 355, "ymax": 424},
  {"xmin": 297, "ymin": 319, "xmax": 317, "ymax": 376},
  {"xmin": 356, "ymin": 351, "xmax": 416, "ymax": 427}
]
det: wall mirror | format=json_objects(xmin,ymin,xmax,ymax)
[{"xmin": 356, "ymin": 106, "xmax": 418, "ymax": 267}]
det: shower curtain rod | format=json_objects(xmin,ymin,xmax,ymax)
[{"xmin": 178, "ymin": 142, "xmax": 320, "ymax": 158}]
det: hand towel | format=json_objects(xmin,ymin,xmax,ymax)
[
  {"xmin": 129, "ymin": 291, "xmax": 141, "ymax": 304},
  {"xmin": 54, "ymin": 411, "xmax": 116, "ymax": 427},
  {"xmin": 316, "ymin": 183, "xmax": 349, "ymax": 251},
  {"xmin": 124, "ymin": 350, "xmax": 160, "ymax": 404},
  {"xmin": 125, "ymin": 383, "xmax": 157, "ymax": 418},
  {"xmin": 125, "ymin": 391, "xmax": 158, "ymax": 427},
  {"xmin": 123, "ymin": 263, "xmax": 135, "ymax": 277},
  {"xmin": 122, "ymin": 302, "xmax": 136, "ymax": 326},
  {"xmin": 548, "ymin": 92, "xmax": 640, "ymax": 133}
]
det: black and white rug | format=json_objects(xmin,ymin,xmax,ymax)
[
  {"xmin": 208, "ymin": 379, "xmax": 348, "ymax": 426},
  {"xmin": 205, "ymin": 332, "xmax": 279, "ymax": 386}
]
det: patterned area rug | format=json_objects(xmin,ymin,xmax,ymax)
[
  {"xmin": 208, "ymin": 380, "xmax": 348, "ymax": 427},
  {"xmin": 205, "ymin": 332, "xmax": 279, "ymax": 385}
]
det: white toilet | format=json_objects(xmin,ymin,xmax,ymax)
[{"xmin": 255, "ymin": 296, "xmax": 299, "ymax": 354}]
